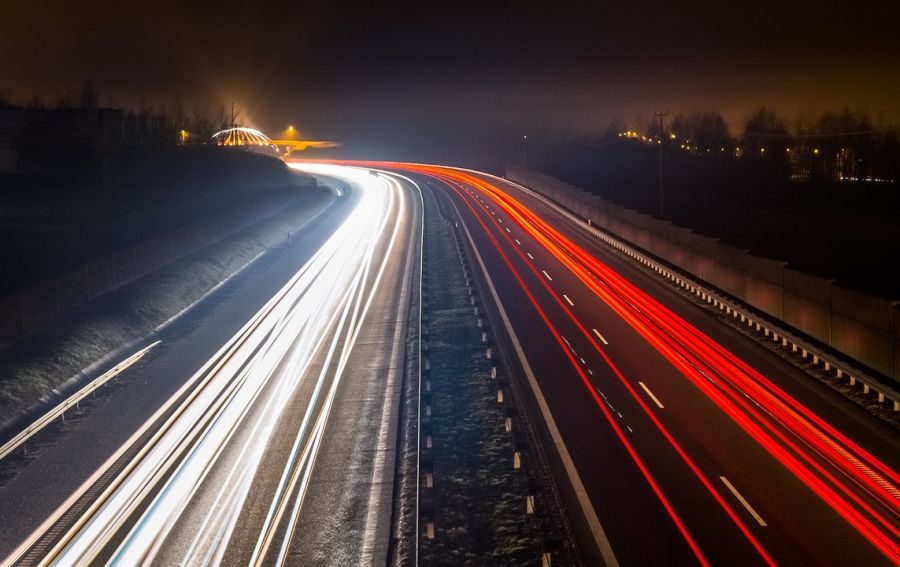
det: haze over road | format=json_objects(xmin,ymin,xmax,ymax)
[{"xmin": 0, "ymin": 165, "xmax": 421, "ymax": 566}]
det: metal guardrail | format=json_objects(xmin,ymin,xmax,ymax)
[
  {"xmin": 499, "ymin": 174, "xmax": 900, "ymax": 415},
  {"xmin": 0, "ymin": 341, "xmax": 160, "ymax": 462}
]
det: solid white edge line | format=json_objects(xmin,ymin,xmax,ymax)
[
  {"xmin": 637, "ymin": 381, "xmax": 665, "ymax": 409},
  {"xmin": 377, "ymin": 170, "xmax": 426, "ymax": 566},
  {"xmin": 592, "ymin": 328, "xmax": 609, "ymax": 345},
  {"xmin": 447, "ymin": 196, "xmax": 620, "ymax": 567},
  {"xmin": 720, "ymin": 476, "xmax": 767, "ymax": 527}
]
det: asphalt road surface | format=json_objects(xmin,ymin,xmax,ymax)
[
  {"xmin": 386, "ymin": 163, "xmax": 900, "ymax": 567},
  {"xmin": 0, "ymin": 164, "xmax": 421, "ymax": 567},
  {"xmin": 3, "ymin": 159, "xmax": 898, "ymax": 566}
]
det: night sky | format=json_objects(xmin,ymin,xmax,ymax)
[{"xmin": 4, "ymin": 1, "xmax": 899, "ymax": 156}]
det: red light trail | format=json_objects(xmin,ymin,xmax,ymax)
[
  {"xmin": 396, "ymin": 163, "xmax": 900, "ymax": 564},
  {"xmin": 291, "ymin": 159, "xmax": 900, "ymax": 563}
]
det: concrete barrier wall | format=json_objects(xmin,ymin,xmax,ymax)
[
  {"xmin": 507, "ymin": 165, "xmax": 900, "ymax": 383},
  {"xmin": 894, "ymin": 306, "xmax": 900, "ymax": 381},
  {"xmin": 783, "ymin": 268, "xmax": 832, "ymax": 345}
]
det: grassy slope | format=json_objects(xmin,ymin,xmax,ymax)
[{"xmin": 0, "ymin": 188, "xmax": 334, "ymax": 425}]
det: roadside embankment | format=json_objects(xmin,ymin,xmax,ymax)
[
  {"xmin": 0, "ymin": 181, "xmax": 336, "ymax": 428},
  {"xmin": 0, "ymin": 150, "xmax": 314, "ymax": 350}
]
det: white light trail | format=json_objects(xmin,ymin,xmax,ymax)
[{"xmin": 6, "ymin": 166, "xmax": 406, "ymax": 567}]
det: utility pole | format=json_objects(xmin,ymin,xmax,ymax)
[
  {"xmin": 522, "ymin": 134, "xmax": 528, "ymax": 168},
  {"xmin": 654, "ymin": 110, "xmax": 668, "ymax": 219}
]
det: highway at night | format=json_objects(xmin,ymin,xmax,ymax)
[
  {"xmin": 1, "ymin": 160, "xmax": 897, "ymax": 566},
  {"xmin": 379, "ymin": 163, "xmax": 900, "ymax": 566},
  {"xmin": 6, "ymin": 1, "xmax": 900, "ymax": 563}
]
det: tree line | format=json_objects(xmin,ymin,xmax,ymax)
[
  {"xmin": 0, "ymin": 82, "xmax": 239, "ymax": 147},
  {"xmin": 639, "ymin": 107, "xmax": 899, "ymax": 184}
]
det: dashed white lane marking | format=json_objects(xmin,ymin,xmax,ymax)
[
  {"xmin": 542, "ymin": 270, "xmax": 552, "ymax": 281},
  {"xmin": 527, "ymin": 252, "xmax": 534, "ymax": 260},
  {"xmin": 505, "ymin": 227, "xmax": 511, "ymax": 233},
  {"xmin": 720, "ymin": 476, "xmax": 768, "ymax": 527},
  {"xmin": 515, "ymin": 239, "xmax": 521, "ymax": 245},
  {"xmin": 454, "ymin": 205, "xmax": 620, "ymax": 565},
  {"xmin": 563, "ymin": 294, "xmax": 574, "ymax": 306},
  {"xmin": 638, "ymin": 381, "xmax": 665, "ymax": 409},
  {"xmin": 592, "ymin": 328, "xmax": 609, "ymax": 345}
]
